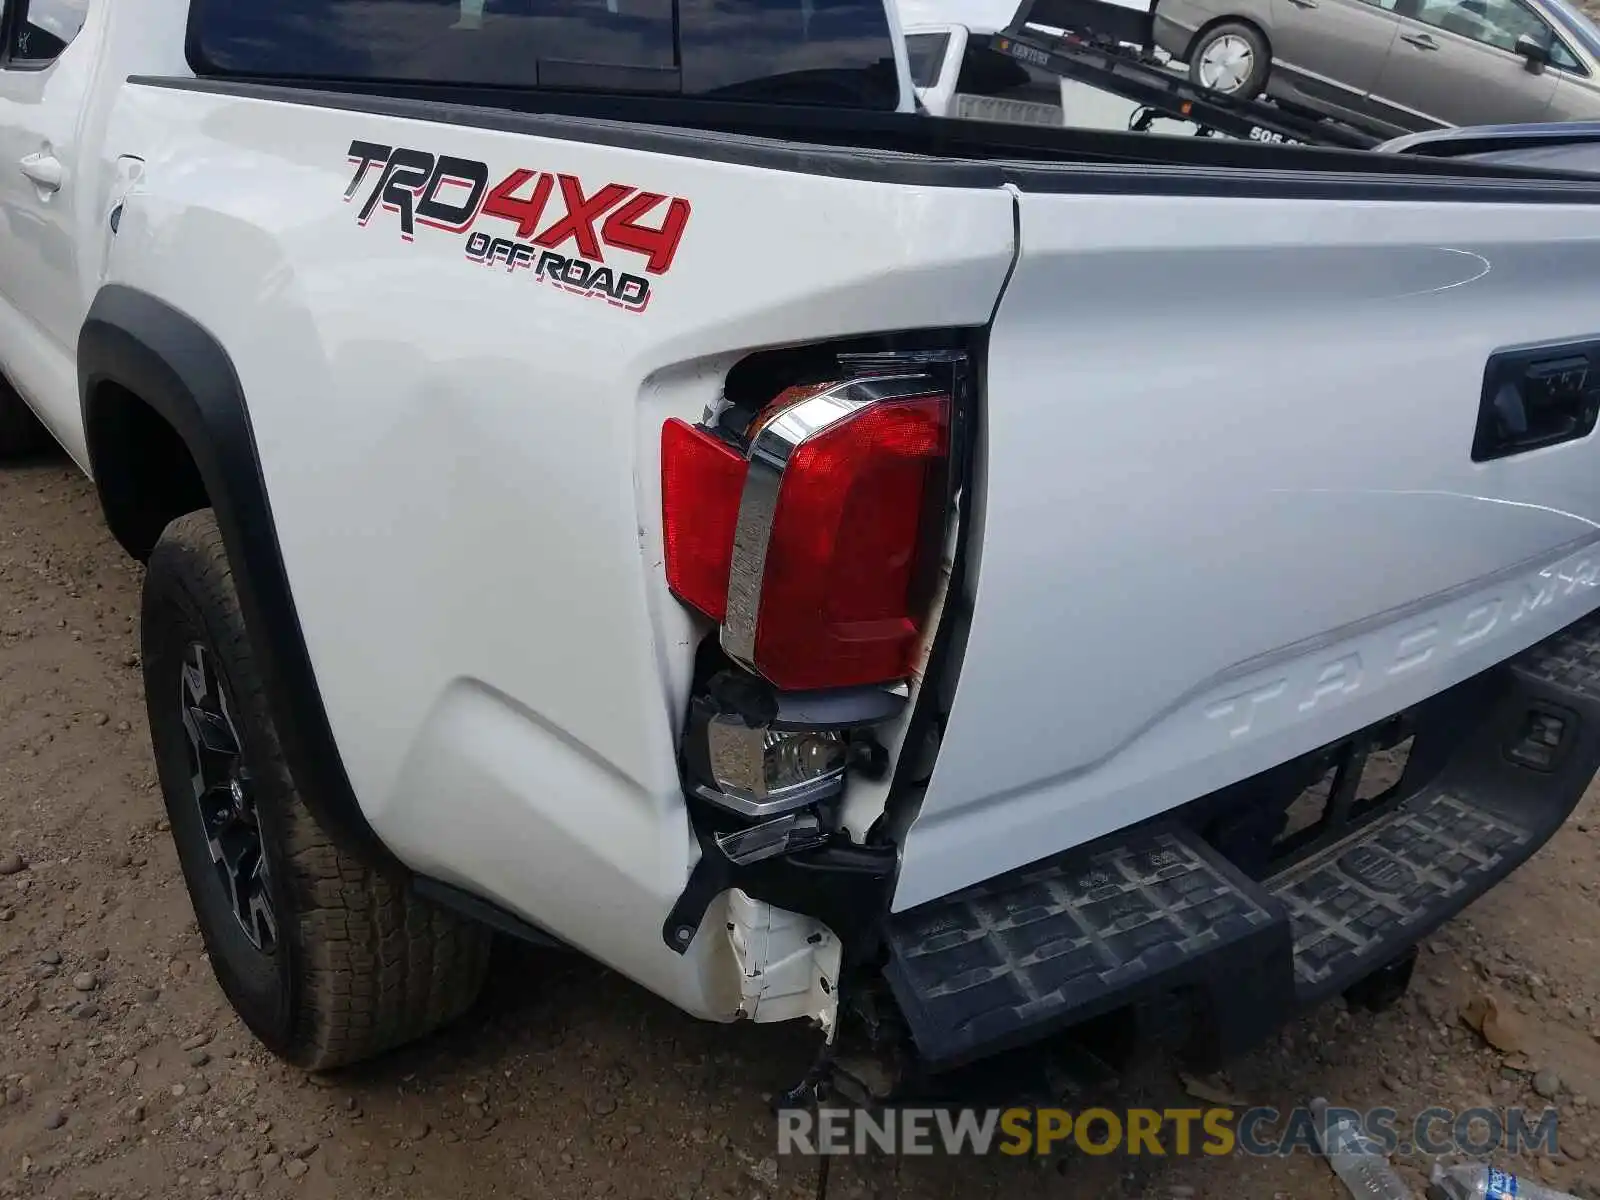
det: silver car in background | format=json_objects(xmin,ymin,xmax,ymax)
[{"xmin": 1152, "ymin": 0, "xmax": 1600, "ymax": 136}]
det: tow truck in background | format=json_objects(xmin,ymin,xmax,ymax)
[
  {"xmin": 904, "ymin": 0, "xmax": 1382, "ymax": 144},
  {"xmin": 904, "ymin": 0, "xmax": 1600, "ymax": 178}
]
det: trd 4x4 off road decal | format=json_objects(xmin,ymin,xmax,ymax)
[{"xmin": 343, "ymin": 141, "xmax": 692, "ymax": 315}]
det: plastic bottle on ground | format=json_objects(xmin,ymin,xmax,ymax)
[
  {"xmin": 1310, "ymin": 1097, "xmax": 1416, "ymax": 1200},
  {"xmin": 1429, "ymin": 1161, "xmax": 1581, "ymax": 1200}
]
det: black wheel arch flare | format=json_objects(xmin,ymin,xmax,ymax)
[{"xmin": 77, "ymin": 284, "xmax": 398, "ymax": 868}]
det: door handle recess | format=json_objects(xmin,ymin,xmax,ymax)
[
  {"xmin": 19, "ymin": 152, "xmax": 62, "ymax": 191},
  {"xmin": 1401, "ymin": 31, "xmax": 1440, "ymax": 48},
  {"xmin": 1474, "ymin": 348, "xmax": 1600, "ymax": 462}
]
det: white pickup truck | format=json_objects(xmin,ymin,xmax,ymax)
[{"xmin": 5, "ymin": 0, "xmax": 1600, "ymax": 1085}]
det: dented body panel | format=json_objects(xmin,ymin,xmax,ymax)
[{"xmin": 93, "ymin": 80, "xmax": 1015, "ymax": 1019}]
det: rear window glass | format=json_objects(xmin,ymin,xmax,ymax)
[
  {"xmin": 1533, "ymin": 0, "xmax": 1600, "ymax": 58},
  {"xmin": 905, "ymin": 31, "xmax": 950, "ymax": 88},
  {"xmin": 9, "ymin": 0, "xmax": 91, "ymax": 61},
  {"xmin": 187, "ymin": 0, "xmax": 902, "ymax": 108}
]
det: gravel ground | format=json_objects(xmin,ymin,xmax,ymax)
[{"xmin": 3, "ymin": 458, "xmax": 1600, "ymax": 1200}]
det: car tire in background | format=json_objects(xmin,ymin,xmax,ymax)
[
  {"xmin": 0, "ymin": 376, "xmax": 49, "ymax": 458},
  {"xmin": 142, "ymin": 509, "xmax": 493, "ymax": 1069},
  {"xmin": 1188, "ymin": 22, "xmax": 1271, "ymax": 100}
]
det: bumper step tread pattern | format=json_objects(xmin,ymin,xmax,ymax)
[
  {"xmin": 883, "ymin": 830, "xmax": 1278, "ymax": 1067},
  {"xmin": 1267, "ymin": 791, "xmax": 1530, "ymax": 993},
  {"xmin": 1513, "ymin": 612, "xmax": 1600, "ymax": 696}
]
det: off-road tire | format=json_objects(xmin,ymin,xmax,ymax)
[
  {"xmin": 143, "ymin": 509, "xmax": 491, "ymax": 1069},
  {"xmin": 0, "ymin": 376, "xmax": 48, "ymax": 458}
]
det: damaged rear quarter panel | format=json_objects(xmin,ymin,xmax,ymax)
[{"xmin": 101, "ymin": 80, "xmax": 1016, "ymax": 1018}]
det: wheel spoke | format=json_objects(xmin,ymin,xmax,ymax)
[
  {"xmin": 189, "ymin": 706, "xmax": 239, "ymax": 756},
  {"xmin": 181, "ymin": 646, "xmax": 208, "ymax": 707},
  {"xmin": 211, "ymin": 832, "xmax": 246, "ymax": 929},
  {"xmin": 249, "ymin": 854, "xmax": 279, "ymax": 950}
]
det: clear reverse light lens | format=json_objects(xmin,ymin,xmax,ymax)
[
  {"xmin": 763, "ymin": 728, "xmax": 847, "ymax": 794},
  {"xmin": 702, "ymin": 716, "xmax": 847, "ymax": 817}
]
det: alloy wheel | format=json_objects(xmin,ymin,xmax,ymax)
[{"xmin": 180, "ymin": 641, "xmax": 278, "ymax": 953}]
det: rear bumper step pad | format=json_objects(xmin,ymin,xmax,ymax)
[
  {"xmin": 1273, "ymin": 790, "xmax": 1528, "ymax": 992},
  {"xmin": 884, "ymin": 829, "xmax": 1289, "ymax": 1067},
  {"xmin": 885, "ymin": 608, "xmax": 1600, "ymax": 1069}
]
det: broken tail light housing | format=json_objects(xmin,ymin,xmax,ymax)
[
  {"xmin": 661, "ymin": 371, "xmax": 952, "ymax": 692},
  {"xmin": 680, "ymin": 672, "xmax": 907, "ymax": 820}
]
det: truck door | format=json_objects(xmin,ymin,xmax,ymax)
[{"xmin": 0, "ymin": 0, "xmax": 96, "ymax": 462}]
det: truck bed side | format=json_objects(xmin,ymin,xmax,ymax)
[{"xmin": 96, "ymin": 79, "xmax": 1017, "ymax": 1017}]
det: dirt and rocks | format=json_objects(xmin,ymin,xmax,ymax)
[{"xmin": 3, "ymin": 457, "xmax": 1600, "ymax": 1200}]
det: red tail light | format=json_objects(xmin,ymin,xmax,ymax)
[
  {"xmin": 661, "ymin": 418, "xmax": 745, "ymax": 623},
  {"xmin": 660, "ymin": 374, "xmax": 951, "ymax": 691}
]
